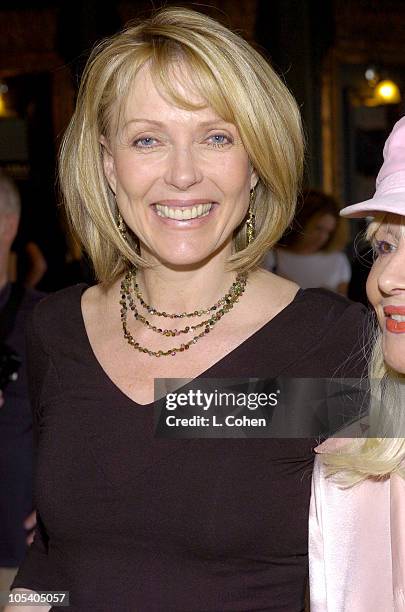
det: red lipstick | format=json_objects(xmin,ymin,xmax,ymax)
[{"xmin": 383, "ymin": 306, "xmax": 405, "ymax": 334}]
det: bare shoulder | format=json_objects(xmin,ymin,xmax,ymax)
[
  {"xmin": 81, "ymin": 280, "xmax": 115, "ymax": 314},
  {"xmin": 81, "ymin": 282, "xmax": 104, "ymax": 313}
]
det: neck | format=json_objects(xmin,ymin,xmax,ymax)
[
  {"xmin": 288, "ymin": 244, "xmax": 316, "ymax": 255},
  {"xmin": 135, "ymin": 252, "xmax": 240, "ymax": 314}
]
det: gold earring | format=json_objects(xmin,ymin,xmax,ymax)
[
  {"xmin": 117, "ymin": 210, "xmax": 127, "ymax": 241},
  {"xmin": 246, "ymin": 188, "xmax": 256, "ymax": 245}
]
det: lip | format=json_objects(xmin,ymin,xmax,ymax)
[
  {"xmin": 383, "ymin": 306, "xmax": 405, "ymax": 334},
  {"xmin": 384, "ymin": 306, "xmax": 405, "ymax": 316},
  {"xmin": 385, "ymin": 318, "xmax": 405, "ymax": 334}
]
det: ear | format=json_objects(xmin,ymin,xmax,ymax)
[
  {"xmin": 250, "ymin": 167, "xmax": 259, "ymax": 191},
  {"xmin": 99, "ymin": 135, "xmax": 117, "ymax": 195}
]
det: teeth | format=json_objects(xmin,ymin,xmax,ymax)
[
  {"xmin": 155, "ymin": 203, "xmax": 213, "ymax": 220},
  {"xmin": 391, "ymin": 315, "xmax": 405, "ymax": 322}
]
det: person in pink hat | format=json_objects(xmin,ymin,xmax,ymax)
[{"xmin": 309, "ymin": 117, "xmax": 405, "ymax": 611}]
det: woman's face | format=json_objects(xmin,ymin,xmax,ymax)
[
  {"xmin": 297, "ymin": 213, "xmax": 337, "ymax": 253},
  {"xmin": 366, "ymin": 214, "xmax": 405, "ymax": 373},
  {"xmin": 101, "ymin": 64, "xmax": 257, "ymax": 269}
]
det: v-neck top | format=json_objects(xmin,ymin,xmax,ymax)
[{"xmin": 12, "ymin": 283, "xmax": 367, "ymax": 611}]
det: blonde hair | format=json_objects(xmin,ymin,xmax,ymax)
[
  {"xmin": 321, "ymin": 214, "xmax": 405, "ymax": 486},
  {"xmin": 59, "ymin": 6, "xmax": 304, "ymax": 284}
]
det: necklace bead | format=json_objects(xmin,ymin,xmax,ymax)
[
  {"xmin": 119, "ymin": 269, "xmax": 247, "ymax": 357},
  {"xmin": 132, "ymin": 271, "xmax": 245, "ymax": 319}
]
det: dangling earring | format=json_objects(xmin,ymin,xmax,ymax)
[
  {"xmin": 246, "ymin": 188, "xmax": 256, "ymax": 245},
  {"xmin": 117, "ymin": 210, "xmax": 127, "ymax": 241}
]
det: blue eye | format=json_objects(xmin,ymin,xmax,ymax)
[
  {"xmin": 374, "ymin": 240, "xmax": 396, "ymax": 256},
  {"xmin": 207, "ymin": 134, "xmax": 232, "ymax": 147},
  {"xmin": 133, "ymin": 137, "xmax": 158, "ymax": 149}
]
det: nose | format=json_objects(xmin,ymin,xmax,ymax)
[
  {"xmin": 377, "ymin": 250, "xmax": 405, "ymax": 295},
  {"xmin": 163, "ymin": 144, "xmax": 203, "ymax": 191}
]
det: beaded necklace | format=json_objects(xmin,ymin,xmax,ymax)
[{"xmin": 119, "ymin": 269, "xmax": 247, "ymax": 357}]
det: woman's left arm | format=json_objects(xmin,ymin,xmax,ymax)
[{"xmin": 308, "ymin": 455, "xmax": 328, "ymax": 611}]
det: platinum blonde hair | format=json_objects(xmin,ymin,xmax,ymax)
[
  {"xmin": 59, "ymin": 6, "xmax": 304, "ymax": 284},
  {"xmin": 321, "ymin": 214, "xmax": 405, "ymax": 486}
]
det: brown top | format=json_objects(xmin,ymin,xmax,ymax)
[{"xmin": 12, "ymin": 284, "xmax": 367, "ymax": 611}]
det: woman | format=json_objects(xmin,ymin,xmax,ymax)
[
  {"xmin": 264, "ymin": 189, "xmax": 351, "ymax": 295},
  {"xmin": 6, "ymin": 8, "xmax": 366, "ymax": 611},
  {"xmin": 309, "ymin": 117, "xmax": 405, "ymax": 611}
]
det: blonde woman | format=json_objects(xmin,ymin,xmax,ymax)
[
  {"xmin": 310, "ymin": 117, "xmax": 405, "ymax": 611},
  {"xmin": 6, "ymin": 8, "xmax": 366, "ymax": 611}
]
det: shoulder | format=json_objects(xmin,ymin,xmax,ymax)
[
  {"xmin": 20, "ymin": 286, "xmax": 47, "ymax": 310},
  {"xmin": 294, "ymin": 287, "xmax": 367, "ymax": 323},
  {"xmin": 293, "ymin": 290, "xmax": 368, "ymax": 376},
  {"xmin": 315, "ymin": 436, "xmax": 354, "ymax": 454},
  {"xmin": 255, "ymin": 270, "xmax": 367, "ymax": 330},
  {"xmin": 29, "ymin": 283, "xmax": 88, "ymax": 337}
]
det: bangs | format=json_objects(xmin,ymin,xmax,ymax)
[
  {"xmin": 107, "ymin": 40, "xmax": 236, "ymax": 139},
  {"xmin": 150, "ymin": 44, "xmax": 235, "ymax": 122},
  {"xmin": 366, "ymin": 213, "xmax": 388, "ymax": 242},
  {"xmin": 366, "ymin": 212, "xmax": 405, "ymax": 243}
]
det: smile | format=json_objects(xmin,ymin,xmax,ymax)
[
  {"xmin": 155, "ymin": 203, "xmax": 213, "ymax": 220},
  {"xmin": 383, "ymin": 306, "xmax": 405, "ymax": 333}
]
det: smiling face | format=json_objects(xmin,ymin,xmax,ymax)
[
  {"xmin": 101, "ymin": 63, "xmax": 257, "ymax": 270},
  {"xmin": 366, "ymin": 214, "xmax": 405, "ymax": 373}
]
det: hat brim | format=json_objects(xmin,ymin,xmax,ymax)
[{"xmin": 340, "ymin": 192, "xmax": 405, "ymax": 218}]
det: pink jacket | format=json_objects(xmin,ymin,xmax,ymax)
[{"xmin": 309, "ymin": 437, "xmax": 405, "ymax": 611}]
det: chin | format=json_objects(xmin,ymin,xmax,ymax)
[
  {"xmin": 382, "ymin": 338, "xmax": 405, "ymax": 375},
  {"xmin": 143, "ymin": 237, "xmax": 227, "ymax": 269},
  {"xmin": 153, "ymin": 247, "xmax": 217, "ymax": 270}
]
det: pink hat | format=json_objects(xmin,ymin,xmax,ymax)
[{"xmin": 340, "ymin": 116, "xmax": 405, "ymax": 218}]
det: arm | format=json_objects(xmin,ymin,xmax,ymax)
[
  {"xmin": 8, "ymin": 308, "xmax": 61, "ymax": 598},
  {"xmin": 308, "ymin": 455, "xmax": 328, "ymax": 611}
]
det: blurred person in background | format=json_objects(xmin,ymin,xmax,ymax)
[
  {"xmin": 9, "ymin": 195, "xmax": 48, "ymax": 290},
  {"xmin": 264, "ymin": 188, "xmax": 351, "ymax": 295},
  {"xmin": 0, "ymin": 171, "xmax": 43, "ymax": 610}
]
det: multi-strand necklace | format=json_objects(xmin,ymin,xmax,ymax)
[{"xmin": 119, "ymin": 269, "xmax": 247, "ymax": 357}]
